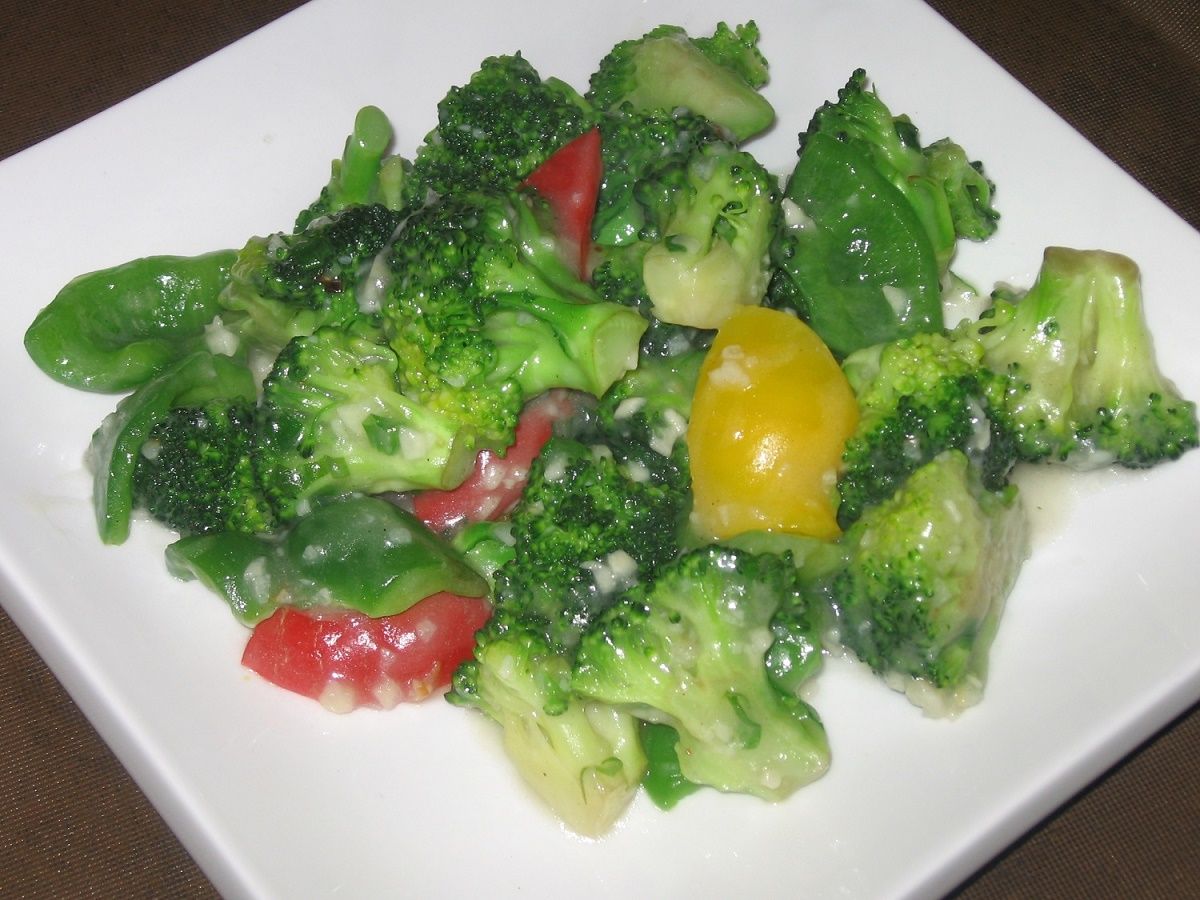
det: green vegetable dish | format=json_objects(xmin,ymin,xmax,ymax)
[{"xmin": 24, "ymin": 21, "xmax": 1197, "ymax": 837}]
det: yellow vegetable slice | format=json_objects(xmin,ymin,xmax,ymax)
[{"xmin": 688, "ymin": 306, "xmax": 858, "ymax": 540}]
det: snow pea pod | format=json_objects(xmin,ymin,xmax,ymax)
[
  {"xmin": 165, "ymin": 532, "xmax": 281, "ymax": 626},
  {"xmin": 639, "ymin": 723, "xmax": 701, "ymax": 810},
  {"xmin": 279, "ymin": 495, "xmax": 489, "ymax": 616},
  {"xmin": 166, "ymin": 495, "xmax": 489, "ymax": 625},
  {"xmin": 24, "ymin": 249, "xmax": 237, "ymax": 392},
  {"xmin": 774, "ymin": 131, "xmax": 943, "ymax": 358}
]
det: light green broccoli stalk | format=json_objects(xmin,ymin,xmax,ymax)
[{"xmin": 448, "ymin": 616, "xmax": 646, "ymax": 837}]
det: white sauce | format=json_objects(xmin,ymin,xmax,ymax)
[
  {"xmin": 582, "ymin": 550, "xmax": 640, "ymax": 595},
  {"xmin": 650, "ymin": 409, "xmax": 688, "ymax": 457},
  {"xmin": 203, "ymin": 315, "xmax": 240, "ymax": 357},
  {"xmin": 705, "ymin": 344, "xmax": 751, "ymax": 390}
]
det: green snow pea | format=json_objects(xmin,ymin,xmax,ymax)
[
  {"xmin": 639, "ymin": 722, "xmax": 701, "ymax": 810},
  {"xmin": 89, "ymin": 351, "xmax": 256, "ymax": 545},
  {"xmin": 279, "ymin": 495, "xmax": 489, "ymax": 616},
  {"xmin": 165, "ymin": 532, "xmax": 282, "ymax": 626},
  {"xmin": 774, "ymin": 131, "xmax": 944, "ymax": 358},
  {"xmin": 166, "ymin": 495, "xmax": 489, "ymax": 625},
  {"xmin": 24, "ymin": 249, "xmax": 237, "ymax": 392}
]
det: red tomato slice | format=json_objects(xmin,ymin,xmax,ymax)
[
  {"xmin": 521, "ymin": 127, "xmax": 601, "ymax": 278},
  {"xmin": 412, "ymin": 390, "xmax": 574, "ymax": 533},
  {"xmin": 241, "ymin": 592, "xmax": 491, "ymax": 712}
]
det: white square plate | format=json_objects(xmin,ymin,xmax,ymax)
[{"xmin": 2, "ymin": 1, "xmax": 1198, "ymax": 897}]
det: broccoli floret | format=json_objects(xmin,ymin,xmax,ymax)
[
  {"xmin": 637, "ymin": 142, "xmax": 780, "ymax": 329},
  {"xmin": 590, "ymin": 243, "xmax": 715, "ymax": 358},
  {"xmin": 836, "ymin": 331, "xmax": 1019, "ymax": 527},
  {"xmin": 770, "ymin": 69, "xmax": 998, "ymax": 357},
  {"xmin": 923, "ymin": 138, "xmax": 999, "ymax": 242},
  {"xmin": 383, "ymin": 189, "xmax": 645, "ymax": 446},
  {"xmin": 592, "ymin": 106, "xmax": 726, "ymax": 248},
  {"xmin": 132, "ymin": 399, "xmax": 276, "ymax": 536},
  {"xmin": 494, "ymin": 435, "xmax": 690, "ymax": 650},
  {"xmin": 295, "ymin": 105, "xmax": 418, "ymax": 232},
  {"xmin": 691, "ymin": 21, "xmax": 770, "ymax": 89},
  {"xmin": 447, "ymin": 417, "xmax": 690, "ymax": 830},
  {"xmin": 218, "ymin": 203, "xmax": 404, "ymax": 358},
  {"xmin": 586, "ymin": 23, "xmax": 774, "ymax": 142},
  {"xmin": 255, "ymin": 326, "xmax": 479, "ymax": 522},
  {"xmin": 573, "ymin": 545, "xmax": 830, "ymax": 800},
  {"xmin": 485, "ymin": 286, "xmax": 648, "ymax": 400},
  {"xmin": 382, "ymin": 194, "xmax": 521, "ymax": 448},
  {"xmin": 831, "ymin": 451, "xmax": 1029, "ymax": 716},
  {"xmin": 411, "ymin": 54, "xmax": 596, "ymax": 197},
  {"xmin": 87, "ymin": 351, "xmax": 260, "ymax": 545},
  {"xmin": 589, "ymin": 112, "xmax": 771, "ymax": 348},
  {"xmin": 596, "ymin": 348, "xmax": 704, "ymax": 468},
  {"xmin": 447, "ymin": 615, "xmax": 646, "ymax": 837},
  {"xmin": 960, "ymin": 247, "xmax": 1198, "ymax": 467}
]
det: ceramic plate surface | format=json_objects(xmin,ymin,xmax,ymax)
[{"xmin": 2, "ymin": 1, "xmax": 1198, "ymax": 897}]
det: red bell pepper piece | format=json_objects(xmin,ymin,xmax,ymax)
[
  {"xmin": 412, "ymin": 390, "xmax": 574, "ymax": 533},
  {"xmin": 241, "ymin": 593, "xmax": 491, "ymax": 712},
  {"xmin": 521, "ymin": 127, "xmax": 602, "ymax": 278}
]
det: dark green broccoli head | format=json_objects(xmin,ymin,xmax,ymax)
[
  {"xmin": 411, "ymin": 53, "xmax": 596, "ymax": 197},
  {"xmin": 132, "ymin": 399, "xmax": 275, "ymax": 536},
  {"xmin": 414, "ymin": 189, "xmax": 593, "ymax": 304},
  {"xmin": 836, "ymin": 330, "xmax": 1018, "ymax": 527},
  {"xmin": 87, "ymin": 352, "xmax": 258, "ymax": 545},
  {"xmin": 586, "ymin": 23, "xmax": 774, "ymax": 142},
  {"xmin": 447, "ymin": 615, "xmax": 646, "ymax": 836},
  {"xmin": 960, "ymin": 247, "xmax": 1198, "ymax": 468},
  {"xmin": 449, "ymin": 614, "xmax": 573, "ymax": 715},
  {"xmin": 382, "ymin": 191, "xmax": 534, "ymax": 446},
  {"xmin": 832, "ymin": 450, "xmax": 1029, "ymax": 715},
  {"xmin": 255, "ymin": 327, "xmax": 478, "ymax": 521},
  {"xmin": 573, "ymin": 545, "xmax": 830, "ymax": 800},
  {"xmin": 384, "ymin": 189, "xmax": 644, "ymax": 429},
  {"xmin": 590, "ymin": 115, "xmax": 774, "ymax": 346},
  {"xmin": 268, "ymin": 203, "xmax": 404, "ymax": 308},
  {"xmin": 596, "ymin": 348, "xmax": 704, "ymax": 468},
  {"xmin": 218, "ymin": 203, "xmax": 403, "ymax": 358},
  {"xmin": 493, "ymin": 434, "xmax": 691, "ymax": 650},
  {"xmin": 593, "ymin": 105, "xmax": 725, "ymax": 247}
]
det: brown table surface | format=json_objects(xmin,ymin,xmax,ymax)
[{"xmin": 2, "ymin": 1, "xmax": 1198, "ymax": 897}]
